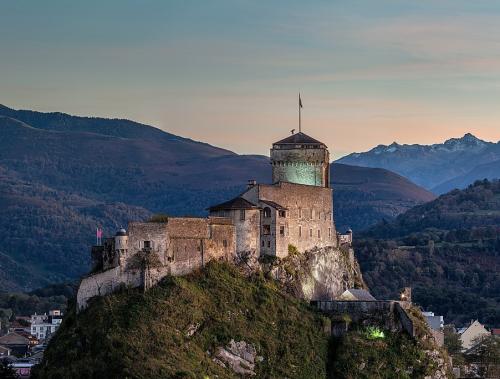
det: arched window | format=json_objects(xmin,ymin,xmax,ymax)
[{"xmin": 263, "ymin": 207, "xmax": 272, "ymax": 218}]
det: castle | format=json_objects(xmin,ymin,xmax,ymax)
[{"xmin": 77, "ymin": 131, "xmax": 348, "ymax": 310}]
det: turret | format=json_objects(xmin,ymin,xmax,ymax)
[
  {"xmin": 114, "ymin": 228, "xmax": 128, "ymax": 251},
  {"xmin": 270, "ymin": 132, "xmax": 330, "ymax": 187}
]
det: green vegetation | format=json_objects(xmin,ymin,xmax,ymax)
[
  {"xmin": 356, "ymin": 180, "xmax": 500, "ymax": 325},
  {"xmin": 328, "ymin": 328, "xmax": 437, "ymax": 379},
  {"xmin": 148, "ymin": 213, "xmax": 169, "ymax": 222},
  {"xmin": 33, "ymin": 262, "xmax": 330, "ymax": 379},
  {"xmin": 33, "ymin": 262, "xmax": 448, "ymax": 379}
]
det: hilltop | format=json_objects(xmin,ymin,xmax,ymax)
[
  {"xmin": 355, "ymin": 180, "xmax": 500, "ymax": 325},
  {"xmin": 337, "ymin": 133, "xmax": 500, "ymax": 193},
  {"xmin": 0, "ymin": 105, "xmax": 433, "ymax": 291},
  {"xmin": 33, "ymin": 262, "xmax": 449, "ymax": 379}
]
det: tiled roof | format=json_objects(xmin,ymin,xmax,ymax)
[
  {"xmin": 208, "ymin": 197, "xmax": 259, "ymax": 211},
  {"xmin": 273, "ymin": 132, "xmax": 324, "ymax": 146},
  {"xmin": 259, "ymin": 199, "xmax": 287, "ymax": 210},
  {"xmin": 0, "ymin": 332, "xmax": 30, "ymax": 345}
]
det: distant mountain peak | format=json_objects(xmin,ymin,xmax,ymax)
[{"xmin": 442, "ymin": 133, "xmax": 486, "ymax": 151}]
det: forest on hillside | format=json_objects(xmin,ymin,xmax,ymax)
[{"xmin": 356, "ymin": 180, "xmax": 500, "ymax": 326}]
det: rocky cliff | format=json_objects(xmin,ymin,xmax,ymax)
[{"xmin": 263, "ymin": 245, "xmax": 366, "ymax": 301}]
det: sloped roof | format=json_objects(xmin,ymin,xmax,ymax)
[
  {"xmin": 208, "ymin": 197, "xmax": 259, "ymax": 211},
  {"xmin": 0, "ymin": 332, "xmax": 30, "ymax": 345},
  {"xmin": 273, "ymin": 132, "xmax": 325, "ymax": 146},
  {"xmin": 0, "ymin": 345, "xmax": 11, "ymax": 353},
  {"xmin": 259, "ymin": 199, "xmax": 287, "ymax": 210},
  {"xmin": 340, "ymin": 289, "xmax": 376, "ymax": 301}
]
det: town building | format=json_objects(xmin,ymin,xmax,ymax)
[
  {"xmin": 0, "ymin": 332, "xmax": 31, "ymax": 356},
  {"xmin": 422, "ymin": 311, "xmax": 445, "ymax": 347},
  {"xmin": 458, "ymin": 320, "xmax": 490, "ymax": 351},
  {"xmin": 30, "ymin": 310, "xmax": 63, "ymax": 340},
  {"xmin": 0, "ymin": 345, "xmax": 11, "ymax": 357}
]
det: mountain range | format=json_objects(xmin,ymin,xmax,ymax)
[
  {"xmin": 0, "ymin": 104, "xmax": 433, "ymax": 291},
  {"xmin": 337, "ymin": 133, "xmax": 500, "ymax": 193}
]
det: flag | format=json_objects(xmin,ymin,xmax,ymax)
[
  {"xmin": 299, "ymin": 93, "xmax": 303, "ymax": 108},
  {"xmin": 96, "ymin": 228, "xmax": 103, "ymax": 238}
]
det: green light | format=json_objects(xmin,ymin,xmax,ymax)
[{"xmin": 365, "ymin": 326, "xmax": 385, "ymax": 339}]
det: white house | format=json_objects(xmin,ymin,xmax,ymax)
[{"xmin": 30, "ymin": 310, "xmax": 63, "ymax": 340}]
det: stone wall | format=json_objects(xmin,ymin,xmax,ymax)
[
  {"xmin": 271, "ymin": 146, "xmax": 329, "ymax": 187},
  {"xmin": 77, "ymin": 217, "xmax": 235, "ymax": 311},
  {"xmin": 313, "ymin": 300, "xmax": 416, "ymax": 337},
  {"xmin": 243, "ymin": 182, "xmax": 336, "ymax": 257}
]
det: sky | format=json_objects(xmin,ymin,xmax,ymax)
[{"xmin": 2, "ymin": 1, "xmax": 500, "ymax": 158}]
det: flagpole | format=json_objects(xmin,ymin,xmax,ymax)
[{"xmin": 299, "ymin": 93, "xmax": 301, "ymax": 133}]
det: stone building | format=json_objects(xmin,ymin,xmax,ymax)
[
  {"xmin": 77, "ymin": 217, "xmax": 235, "ymax": 310},
  {"xmin": 209, "ymin": 132, "xmax": 337, "ymax": 258},
  {"xmin": 77, "ymin": 131, "xmax": 341, "ymax": 310}
]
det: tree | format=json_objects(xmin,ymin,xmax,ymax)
[
  {"xmin": 0, "ymin": 361, "xmax": 17, "ymax": 379},
  {"xmin": 444, "ymin": 325, "xmax": 462, "ymax": 355},
  {"xmin": 467, "ymin": 335, "xmax": 500, "ymax": 378}
]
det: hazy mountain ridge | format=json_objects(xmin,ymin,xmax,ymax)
[
  {"xmin": 0, "ymin": 105, "xmax": 433, "ymax": 291},
  {"xmin": 337, "ymin": 133, "xmax": 500, "ymax": 193}
]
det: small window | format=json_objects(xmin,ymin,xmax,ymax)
[
  {"xmin": 143, "ymin": 240, "xmax": 152, "ymax": 249},
  {"xmin": 309, "ymin": 229, "xmax": 313, "ymax": 237},
  {"xmin": 279, "ymin": 210, "xmax": 286, "ymax": 218},
  {"xmin": 299, "ymin": 226, "xmax": 302, "ymax": 237},
  {"xmin": 263, "ymin": 225, "xmax": 271, "ymax": 235},
  {"xmin": 329, "ymin": 228, "xmax": 331, "ymax": 238},
  {"xmin": 223, "ymin": 239, "xmax": 228, "ymax": 248},
  {"xmin": 318, "ymin": 230, "xmax": 321, "ymax": 238},
  {"xmin": 267, "ymin": 241, "xmax": 271, "ymax": 248},
  {"xmin": 263, "ymin": 207, "xmax": 272, "ymax": 218},
  {"xmin": 280, "ymin": 225, "xmax": 285, "ymax": 236},
  {"xmin": 319, "ymin": 212, "xmax": 322, "ymax": 220},
  {"xmin": 240, "ymin": 209, "xmax": 245, "ymax": 221},
  {"xmin": 298, "ymin": 208, "xmax": 302, "ymax": 218},
  {"xmin": 261, "ymin": 240, "xmax": 264, "ymax": 247}
]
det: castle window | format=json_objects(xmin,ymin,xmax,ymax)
[
  {"xmin": 143, "ymin": 240, "xmax": 152, "ymax": 249},
  {"xmin": 318, "ymin": 230, "xmax": 321, "ymax": 238},
  {"xmin": 267, "ymin": 241, "xmax": 271, "ymax": 248},
  {"xmin": 279, "ymin": 210, "xmax": 286, "ymax": 218},
  {"xmin": 329, "ymin": 228, "xmax": 331, "ymax": 238},
  {"xmin": 261, "ymin": 240, "xmax": 264, "ymax": 247},
  {"xmin": 299, "ymin": 226, "xmax": 302, "ymax": 237},
  {"xmin": 263, "ymin": 207, "xmax": 271, "ymax": 218},
  {"xmin": 240, "ymin": 209, "xmax": 245, "ymax": 221},
  {"xmin": 298, "ymin": 208, "xmax": 302, "ymax": 218},
  {"xmin": 319, "ymin": 212, "xmax": 322, "ymax": 220},
  {"xmin": 309, "ymin": 229, "xmax": 313, "ymax": 238},
  {"xmin": 279, "ymin": 225, "xmax": 285, "ymax": 236},
  {"xmin": 263, "ymin": 225, "xmax": 271, "ymax": 235},
  {"xmin": 223, "ymin": 239, "xmax": 228, "ymax": 248}
]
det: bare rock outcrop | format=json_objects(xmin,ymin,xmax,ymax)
[
  {"xmin": 213, "ymin": 339, "xmax": 263, "ymax": 376},
  {"xmin": 264, "ymin": 245, "xmax": 366, "ymax": 301}
]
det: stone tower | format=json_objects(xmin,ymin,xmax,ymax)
[{"xmin": 270, "ymin": 132, "xmax": 330, "ymax": 187}]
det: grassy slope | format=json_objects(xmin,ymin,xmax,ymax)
[
  {"xmin": 34, "ymin": 262, "xmax": 446, "ymax": 379},
  {"xmin": 34, "ymin": 262, "xmax": 330, "ymax": 379}
]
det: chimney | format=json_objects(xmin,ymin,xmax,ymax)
[{"xmin": 247, "ymin": 179, "xmax": 257, "ymax": 188}]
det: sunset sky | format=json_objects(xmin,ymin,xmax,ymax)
[{"xmin": 2, "ymin": 1, "xmax": 500, "ymax": 157}]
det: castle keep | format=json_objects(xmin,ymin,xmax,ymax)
[{"xmin": 77, "ymin": 131, "xmax": 344, "ymax": 310}]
